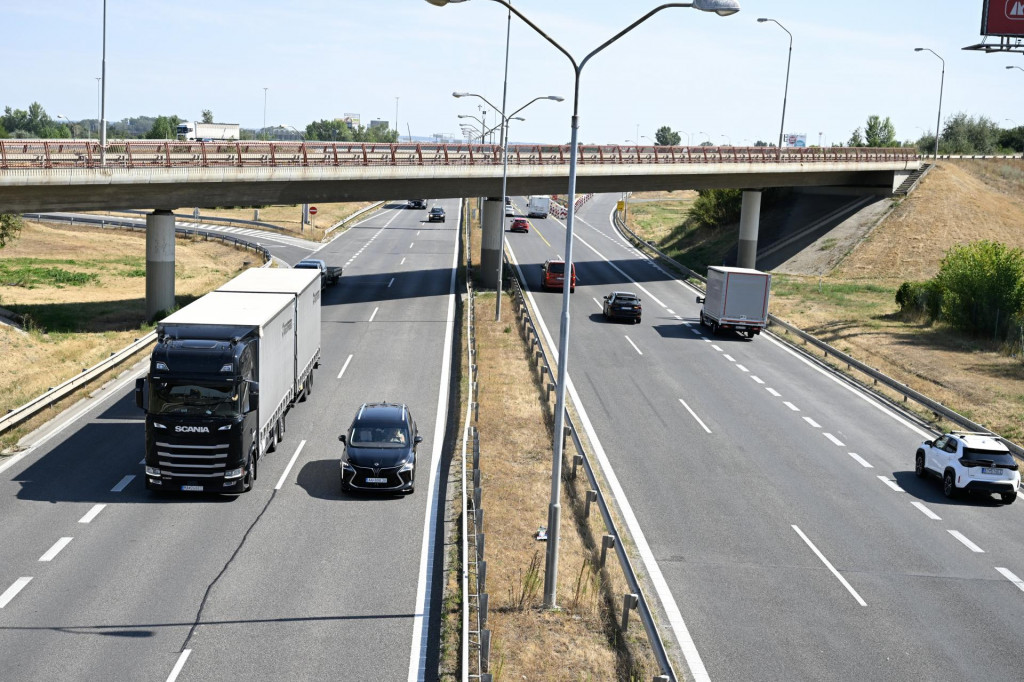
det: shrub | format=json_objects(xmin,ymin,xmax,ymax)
[
  {"xmin": 935, "ymin": 240, "xmax": 1024, "ymax": 338},
  {"xmin": 895, "ymin": 280, "xmax": 942, "ymax": 318}
]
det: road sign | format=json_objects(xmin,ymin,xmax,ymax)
[{"xmin": 308, "ymin": 206, "xmax": 318, "ymax": 215}]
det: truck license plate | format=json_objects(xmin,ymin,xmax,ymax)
[
  {"xmin": 365, "ymin": 477, "xmax": 388, "ymax": 484},
  {"xmin": 181, "ymin": 485, "xmax": 203, "ymax": 491}
]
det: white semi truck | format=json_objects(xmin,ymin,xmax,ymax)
[
  {"xmin": 175, "ymin": 121, "xmax": 241, "ymax": 141},
  {"xmin": 696, "ymin": 266, "xmax": 772, "ymax": 338},
  {"xmin": 135, "ymin": 268, "xmax": 321, "ymax": 493},
  {"xmin": 527, "ymin": 195, "xmax": 551, "ymax": 218}
]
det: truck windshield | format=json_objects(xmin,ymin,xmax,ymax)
[{"xmin": 150, "ymin": 380, "xmax": 239, "ymax": 417}]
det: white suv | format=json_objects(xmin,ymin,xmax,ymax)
[{"xmin": 915, "ymin": 431, "xmax": 1020, "ymax": 504}]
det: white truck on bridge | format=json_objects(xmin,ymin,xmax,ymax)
[
  {"xmin": 176, "ymin": 121, "xmax": 241, "ymax": 142},
  {"xmin": 696, "ymin": 266, "xmax": 772, "ymax": 338}
]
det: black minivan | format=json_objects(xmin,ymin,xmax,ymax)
[{"xmin": 339, "ymin": 402, "xmax": 422, "ymax": 494}]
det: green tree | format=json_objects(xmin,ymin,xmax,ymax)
[
  {"xmin": 2, "ymin": 102, "xmax": 60, "ymax": 138},
  {"xmin": 864, "ymin": 115, "xmax": 898, "ymax": 147},
  {"xmin": 201, "ymin": 109, "xmax": 214, "ymax": 123},
  {"xmin": 0, "ymin": 123, "xmax": 7, "ymax": 138},
  {"xmin": 999, "ymin": 125, "xmax": 1024, "ymax": 153},
  {"xmin": 306, "ymin": 118, "xmax": 355, "ymax": 142},
  {"xmin": 941, "ymin": 112, "xmax": 1001, "ymax": 155},
  {"xmin": 688, "ymin": 189, "xmax": 743, "ymax": 229},
  {"xmin": 848, "ymin": 128, "xmax": 865, "ymax": 147},
  {"xmin": 0, "ymin": 214, "xmax": 23, "ymax": 248},
  {"xmin": 654, "ymin": 125, "xmax": 681, "ymax": 146},
  {"xmin": 145, "ymin": 115, "xmax": 182, "ymax": 139},
  {"xmin": 935, "ymin": 240, "xmax": 1024, "ymax": 338}
]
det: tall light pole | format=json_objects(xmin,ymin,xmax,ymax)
[
  {"xmin": 720, "ymin": 133, "xmax": 732, "ymax": 146},
  {"xmin": 455, "ymin": 91, "xmax": 563, "ymax": 320},
  {"xmin": 95, "ymin": 77, "xmax": 101, "ymax": 140},
  {"xmin": 395, "ymin": 96, "xmax": 400, "ymax": 141},
  {"xmin": 699, "ymin": 130, "xmax": 710, "ymax": 145},
  {"xmin": 915, "ymin": 47, "xmax": 944, "ymax": 160},
  {"xmin": 262, "ymin": 87, "xmax": 268, "ymax": 140},
  {"xmin": 1008, "ymin": 65, "xmax": 1024, "ymax": 74},
  {"xmin": 99, "ymin": 0, "xmax": 108, "ymax": 163},
  {"xmin": 758, "ymin": 17, "xmax": 792, "ymax": 153},
  {"xmin": 428, "ymin": 0, "xmax": 741, "ymax": 615},
  {"xmin": 57, "ymin": 115, "xmax": 75, "ymax": 140}
]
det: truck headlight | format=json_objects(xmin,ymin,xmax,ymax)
[
  {"xmin": 224, "ymin": 467, "xmax": 243, "ymax": 480},
  {"xmin": 145, "ymin": 466, "xmax": 161, "ymax": 477}
]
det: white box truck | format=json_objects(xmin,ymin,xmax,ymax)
[
  {"xmin": 218, "ymin": 268, "xmax": 321, "ymax": 401},
  {"xmin": 135, "ymin": 289, "xmax": 300, "ymax": 493},
  {"xmin": 696, "ymin": 266, "xmax": 771, "ymax": 338},
  {"xmin": 175, "ymin": 121, "xmax": 241, "ymax": 141},
  {"xmin": 527, "ymin": 195, "xmax": 551, "ymax": 218}
]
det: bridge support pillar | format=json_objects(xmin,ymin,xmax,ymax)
[
  {"xmin": 480, "ymin": 197, "xmax": 503, "ymax": 289},
  {"xmin": 146, "ymin": 210, "xmax": 176, "ymax": 320},
  {"xmin": 737, "ymin": 190, "xmax": 762, "ymax": 269}
]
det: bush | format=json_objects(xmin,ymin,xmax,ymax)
[
  {"xmin": 687, "ymin": 189, "xmax": 743, "ymax": 229},
  {"xmin": 895, "ymin": 280, "xmax": 942, "ymax": 318},
  {"xmin": 936, "ymin": 240, "xmax": 1024, "ymax": 338}
]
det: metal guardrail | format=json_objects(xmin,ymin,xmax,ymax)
[
  {"xmin": 0, "ymin": 139, "xmax": 921, "ymax": 170},
  {"xmin": 610, "ymin": 211, "xmax": 1024, "ymax": 458},
  {"xmin": 504, "ymin": 271, "xmax": 677, "ymax": 681},
  {"xmin": 1, "ymin": 216, "xmax": 273, "ymax": 438}
]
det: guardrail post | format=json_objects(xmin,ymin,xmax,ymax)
[
  {"xmin": 584, "ymin": 489, "xmax": 598, "ymax": 518},
  {"xmin": 572, "ymin": 454, "xmax": 584, "ymax": 480},
  {"xmin": 474, "ymin": 487, "xmax": 482, "ymax": 511},
  {"xmin": 600, "ymin": 535, "xmax": 616, "ymax": 568},
  {"xmin": 473, "ymin": 443, "xmax": 480, "ymax": 472},
  {"xmin": 653, "ymin": 676, "xmax": 670, "ymax": 682},
  {"xmin": 479, "ymin": 592, "xmax": 489, "ymax": 628},
  {"xmin": 621, "ymin": 593, "xmax": 639, "ymax": 632},
  {"xmin": 481, "ymin": 629, "xmax": 491, "ymax": 672},
  {"xmin": 478, "ymin": 560, "xmax": 486, "ymax": 594},
  {"xmin": 473, "ymin": 469, "xmax": 481, "ymax": 490},
  {"xmin": 475, "ymin": 508, "xmax": 484, "ymax": 532}
]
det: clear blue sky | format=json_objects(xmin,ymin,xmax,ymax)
[{"xmin": 3, "ymin": 1, "xmax": 1022, "ymax": 145}]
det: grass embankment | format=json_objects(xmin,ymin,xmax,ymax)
[
  {"xmin": 627, "ymin": 161, "xmax": 1024, "ymax": 442},
  {"xmin": 0, "ymin": 221, "xmax": 253, "ymax": 451},
  {"xmin": 440, "ymin": 206, "xmax": 659, "ymax": 680}
]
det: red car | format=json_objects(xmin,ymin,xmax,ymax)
[
  {"xmin": 541, "ymin": 259, "xmax": 576, "ymax": 293},
  {"xmin": 510, "ymin": 218, "xmax": 530, "ymax": 233}
]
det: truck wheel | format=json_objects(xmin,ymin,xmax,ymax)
[
  {"xmin": 242, "ymin": 460, "xmax": 254, "ymax": 492},
  {"xmin": 699, "ymin": 311, "xmax": 707, "ymax": 328},
  {"xmin": 943, "ymin": 470, "xmax": 957, "ymax": 498},
  {"xmin": 268, "ymin": 421, "xmax": 279, "ymax": 453}
]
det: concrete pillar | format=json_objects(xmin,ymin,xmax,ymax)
[
  {"xmin": 480, "ymin": 197, "xmax": 503, "ymax": 289},
  {"xmin": 146, "ymin": 209, "xmax": 176, "ymax": 319},
  {"xmin": 737, "ymin": 190, "xmax": 763, "ymax": 269}
]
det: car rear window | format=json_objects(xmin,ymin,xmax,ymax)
[
  {"xmin": 617, "ymin": 295, "xmax": 638, "ymax": 303},
  {"xmin": 548, "ymin": 262, "xmax": 564, "ymax": 274},
  {"xmin": 962, "ymin": 447, "xmax": 1018, "ymax": 468}
]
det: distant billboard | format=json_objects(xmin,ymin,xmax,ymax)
[
  {"xmin": 369, "ymin": 119, "xmax": 388, "ymax": 129},
  {"xmin": 981, "ymin": 0, "xmax": 1024, "ymax": 37},
  {"xmin": 784, "ymin": 134, "xmax": 807, "ymax": 148},
  {"xmin": 343, "ymin": 113, "xmax": 360, "ymax": 130}
]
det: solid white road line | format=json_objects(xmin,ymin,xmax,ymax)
[
  {"xmin": 877, "ymin": 476, "xmax": 903, "ymax": 492},
  {"xmin": 766, "ymin": 387, "xmax": 781, "ymax": 397},
  {"xmin": 111, "ymin": 475, "xmax": 135, "ymax": 492},
  {"xmin": 337, "ymin": 354, "xmax": 354, "ymax": 380},
  {"xmin": 625, "ymin": 336, "xmax": 643, "ymax": 355},
  {"xmin": 792, "ymin": 525, "xmax": 867, "ymax": 606},
  {"xmin": 79, "ymin": 504, "xmax": 106, "ymax": 523},
  {"xmin": 407, "ymin": 208, "xmax": 459, "ymax": 682},
  {"xmin": 274, "ymin": 440, "xmax": 307, "ymax": 490},
  {"xmin": 166, "ymin": 650, "xmax": 191, "ymax": 682},
  {"xmin": 0, "ymin": 577, "xmax": 32, "ymax": 608},
  {"xmin": 679, "ymin": 399, "xmax": 712, "ymax": 434},
  {"xmin": 784, "ymin": 401, "xmax": 800, "ymax": 411},
  {"xmin": 847, "ymin": 452, "xmax": 873, "ymax": 468},
  {"xmin": 803, "ymin": 417, "xmax": 821, "ymax": 428},
  {"xmin": 369, "ymin": 307, "xmax": 379, "ymax": 323},
  {"xmin": 911, "ymin": 501, "xmax": 941, "ymax": 520},
  {"xmin": 996, "ymin": 567, "xmax": 1024, "ymax": 593},
  {"xmin": 39, "ymin": 537, "xmax": 73, "ymax": 562},
  {"xmin": 948, "ymin": 530, "xmax": 985, "ymax": 553},
  {"xmin": 824, "ymin": 433, "xmax": 845, "ymax": 447}
]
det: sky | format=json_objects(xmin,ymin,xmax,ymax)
[{"xmin": 3, "ymin": 1, "xmax": 1023, "ymax": 146}]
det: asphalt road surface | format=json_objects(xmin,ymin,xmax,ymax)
[{"xmin": 0, "ymin": 199, "xmax": 461, "ymax": 681}]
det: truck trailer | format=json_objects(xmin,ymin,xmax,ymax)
[
  {"xmin": 696, "ymin": 266, "xmax": 772, "ymax": 338},
  {"xmin": 136, "ymin": 273, "xmax": 318, "ymax": 493},
  {"xmin": 175, "ymin": 121, "xmax": 241, "ymax": 141},
  {"xmin": 527, "ymin": 195, "xmax": 551, "ymax": 218}
]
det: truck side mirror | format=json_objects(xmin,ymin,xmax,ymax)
[
  {"xmin": 338, "ymin": 434, "xmax": 347, "ymax": 443},
  {"xmin": 696, "ymin": 296, "xmax": 705, "ymax": 304},
  {"xmin": 134, "ymin": 378, "xmax": 146, "ymax": 410},
  {"xmin": 248, "ymin": 382, "xmax": 260, "ymax": 413}
]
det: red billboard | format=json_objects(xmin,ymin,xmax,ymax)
[{"xmin": 982, "ymin": 0, "xmax": 1024, "ymax": 36}]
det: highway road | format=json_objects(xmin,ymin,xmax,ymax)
[
  {"xmin": 0, "ymin": 200, "xmax": 461, "ymax": 681},
  {"xmin": 503, "ymin": 193, "xmax": 1024, "ymax": 681}
]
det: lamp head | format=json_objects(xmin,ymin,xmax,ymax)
[
  {"xmin": 510, "ymin": 116, "xmax": 525, "ymax": 121},
  {"xmin": 694, "ymin": 0, "xmax": 741, "ymax": 16},
  {"xmin": 453, "ymin": 91, "xmax": 468, "ymax": 98},
  {"xmin": 546, "ymin": 96, "xmax": 566, "ymax": 102},
  {"xmin": 914, "ymin": 47, "xmax": 924, "ymax": 52},
  {"xmin": 757, "ymin": 17, "xmax": 769, "ymax": 22},
  {"xmin": 425, "ymin": 0, "xmax": 467, "ymax": 6}
]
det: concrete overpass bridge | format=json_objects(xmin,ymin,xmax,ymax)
[{"xmin": 0, "ymin": 139, "xmax": 922, "ymax": 316}]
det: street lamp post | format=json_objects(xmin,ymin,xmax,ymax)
[
  {"xmin": 455, "ymin": 91, "xmax": 563, "ymax": 320},
  {"xmin": 94, "ymin": 77, "xmax": 101, "ymax": 140},
  {"xmin": 1008, "ymin": 65, "xmax": 1024, "ymax": 73},
  {"xmin": 758, "ymin": 18, "xmax": 792, "ymax": 153},
  {"xmin": 99, "ymin": 0, "xmax": 108, "ymax": 163},
  {"xmin": 57, "ymin": 115, "xmax": 75, "ymax": 140},
  {"xmin": 720, "ymin": 133, "xmax": 732, "ymax": 146},
  {"xmin": 429, "ymin": 0, "xmax": 741, "ymax": 614},
  {"xmin": 915, "ymin": 47, "xmax": 945, "ymax": 160},
  {"xmin": 395, "ymin": 96, "xmax": 400, "ymax": 142},
  {"xmin": 262, "ymin": 87, "xmax": 269, "ymax": 140}
]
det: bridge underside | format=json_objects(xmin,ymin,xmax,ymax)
[{"xmin": 0, "ymin": 164, "xmax": 912, "ymax": 213}]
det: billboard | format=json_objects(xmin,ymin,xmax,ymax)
[
  {"xmin": 784, "ymin": 134, "xmax": 807, "ymax": 148},
  {"xmin": 982, "ymin": 0, "xmax": 1024, "ymax": 37}
]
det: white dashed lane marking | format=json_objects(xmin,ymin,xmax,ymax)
[
  {"xmin": 911, "ymin": 501, "xmax": 941, "ymax": 520},
  {"xmin": 803, "ymin": 417, "xmax": 821, "ymax": 428},
  {"xmin": 39, "ymin": 537, "xmax": 73, "ymax": 562},
  {"xmin": 847, "ymin": 452, "xmax": 873, "ymax": 468},
  {"xmin": 824, "ymin": 433, "xmax": 845, "ymax": 447},
  {"xmin": 948, "ymin": 530, "xmax": 985, "ymax": 553},
  {"xmin": 877, "ymin": 476, "xmax": 903, "ymax": 492},
  {"xmin": 111, "ymin": 475, "xmax": 135, "ymax": 493},
  {"xmin": 996, "ymin": 567, "xmax": 1024, "ymax": 593},
  {"xmin": 79, "ymin": 504, "xmax": 106, "ymax": 523},
  {"xmin": 784, "ymin": 402, "xmax": 800, "ymax": 411},
  {"xmin": 0, "ymin": 577, "xmax": 32, "ymax": 609},
  {"xmin": 679, "ymin": 399, "xmax": 712, "ymax": 434}
]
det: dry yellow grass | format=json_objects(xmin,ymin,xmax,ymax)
[{"xmin": 0, "ymin": 220, "xmax": 255, "ymax": 448}]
